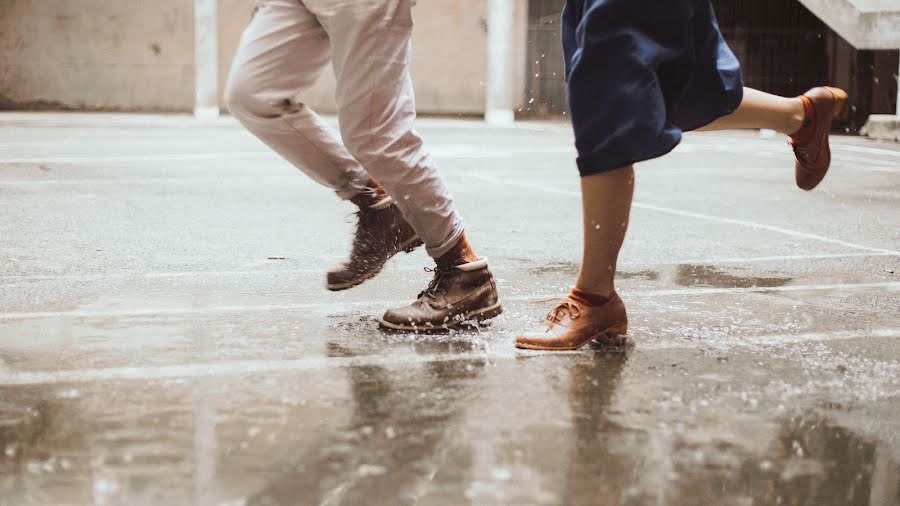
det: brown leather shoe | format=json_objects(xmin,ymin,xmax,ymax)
[
  {"xmin": 790, "ymin": 86, "xmax": 848, "ymax": 191},
  {"xmin": 327, "ymin": 198, "xmax": 423, "ymax": 291},
  {"xmin": 379, "ymin": 259, "xmax": 503, "ymax": 331},
  {"xmin": 515, "ymin": 292, "xmax": 628, "ymax": 351}
]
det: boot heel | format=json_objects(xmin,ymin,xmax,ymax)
[
  {"xmin": 592, "ymin": 321, "xmax": 628, "ymax": 347},
  {"xmin": 825, "ymin": 87, "xmax": 848, "ymax": 116},
  {"xmin": 605, "ymin": 322, "xmax": 628, "ymax": 338}
]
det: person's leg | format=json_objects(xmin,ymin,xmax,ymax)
[
  {"xmin": 311, "ymin": 0, "xmax": 501, "ymax": 330},
  {"xmin": 699, "ymin": 88, "xmax": 805, "ymax": 135},
  {"xmin": 700, "ymin": 86, "xmax": 848, "ymax": 191},
  {"xmin": 519, "ymin": 0, "xmax": 848, "ymax": 351},
  {"xmin": 575, "ymin": 166, "xmax": 635, "ymax": 297},
  {"xmin": 519, "ymin": 0, "xmax": 685, "ymax": 351},
  {"xmin": 224, "ymin": 0, "xmax": 373, "ymax": 200},
  {"xmin": 224, "ymin": 0, "xmax": 424, "ymax": 291},
  {"xmin": 515, "ymin": 165, "xmax": 633, "ymax": 351}
]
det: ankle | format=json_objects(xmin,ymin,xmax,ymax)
[
  {"xmin": 435, "ymin": 235, "xmax": 479, "ymax": 267},
  {"xmin": 788, "ymin": 96, "xmax": 814, "ymax": 139},
  {"xmin": 570, "ymin": 287, "xmax": 612, "ymax": 306},
  {"xmin": 350, "ymin": 183, "xmax": 388, "ymax": 209}
]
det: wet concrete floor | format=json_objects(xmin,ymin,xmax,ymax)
[{"xmin": 1, "ymin": 114, "xmax": 899, "ymax": 505}]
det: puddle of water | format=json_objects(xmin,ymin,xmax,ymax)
[
  {"xmin": 0, "ymin": 347, "xmax": 896, "ymax": 506},
  {"xmin": 671, "ymin": 414, "xmax": 900, "ymax": 505},
  {"xmin": 676, "ymin": 264, "xmax": 793, "ymax": 288},
  {"xmin": 527, "ymin": 262, "xmax": 660, "ymax": 282}
]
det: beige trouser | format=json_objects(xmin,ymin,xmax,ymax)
[{"xmin": 225, "ymin": 0, "xmax": 464, "ymax": 258}]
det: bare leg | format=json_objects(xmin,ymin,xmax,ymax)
[
  {"xmin": 514, "ymin": 165, "xmax": 633, "ymax": 350},
  {"xmin": 575, "ymin": 165, "xmax": 635, "ymax": 296},
  {"xmin": 699, "ymin": 87, "xmax": 806, "ymax": 135}
]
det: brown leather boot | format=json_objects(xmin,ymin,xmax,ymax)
[
  {"xmin": 326, "ymin": 198, "xmax": 423, "ymax": 291},
  {"xmin": 379, "ymin": 259, "xmax": 503, "ymax": 331},
  {"xmin": 790, "ymin": 86, "xmax": 848, "ymax": 191},
  {"xmin": 515, "ymin": 291, "xmax": 628, "ymax": 351}
]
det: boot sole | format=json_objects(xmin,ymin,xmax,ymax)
[
  {"xmin": 378, "ymin": 302, "xmax": 504, "ymax": 332},
  {"xmin": 326, "ymin": 236, "xmax": 424, "ymax": 292},
  {"xmin": 515, "ymin": 321, "xmax": 628, "ymax": 351}
]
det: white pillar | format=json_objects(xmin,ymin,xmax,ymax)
[
  {"xmin": 485, "ymin": 0, "xmax": 515, "ymax": 124},
  {"xmin": 194, "ymin": 0, "xmax": 219, "ymax": 119}
]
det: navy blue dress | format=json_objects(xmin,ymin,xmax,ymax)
[{"xmin": 563, "ymin": 0, "xmax": 744, "ymax": 175}]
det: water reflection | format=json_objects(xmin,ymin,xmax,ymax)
[
  {"xmin": 669, "ymin": 415, "xmax": 900, "ymax": 505},
  {"xmin": 247, "ymin": 340, "xmax": 484, "ymax": 505},
  {"xmin": 562, "ymin": 348, "xmax": 635, "ymax": 505},
  {"xmin": 1, "ymin": 349, "xmax": 897, "ymax": 505}
]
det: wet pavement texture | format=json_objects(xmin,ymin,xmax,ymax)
[{"xmin": 1, "ymin": 113, "xmax": 899, "ymax": 505}]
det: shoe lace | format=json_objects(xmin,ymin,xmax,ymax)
[
  {"xmin": 418, "ymin": 266, "xmax": 456, "ymax": 300},
  {"xmin": 543, "ymin": 299, "xmax": 581, "ymax": 325}
]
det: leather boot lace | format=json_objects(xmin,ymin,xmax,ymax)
[
  {"xmin": 545, "ymin": 299, "xmax": 581, "ymax": 326},
  {"xmin": 419, "ymin": 266, "xmax": 456, "ymax": 300}
]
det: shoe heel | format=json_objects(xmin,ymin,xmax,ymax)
[
  {"xmin": 825, "ymin": 87, "xmax": 849, "ymax": 116},
  {"xmin": 606, "ymin": 322, "xmax": 628, "ymax": 339},
  {"xmin": 592, "ymin": 321, "xmax": 628, "ymax": 347}
]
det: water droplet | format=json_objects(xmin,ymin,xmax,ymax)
[
  {"xmin": 792, "ymin": 440, "xmax": 804, "ymax": 457},
  {"xmin": 93, "ymin": 478, "xmax": 120, "ymax": 495},
  {"xmin": 491, "ymin": 467, "xmax": 512, "ymax": 481},
  {"xmin": 358, "ymin": 464, "xmax": 387, "ymax": 477},
  {"xmin": 56, "ymin": 388, "xmax": 80, "ymax": 399}
]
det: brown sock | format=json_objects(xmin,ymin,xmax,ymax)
[
  {"xmin": 350, "ymin": 182, "xmax": 388, "ymax": 209},
  {"xmin": 789, "ymin": 95, "xmax": 816, "ymax": 145},
  {"xmin": 570, "ymin": 287, "xmax": 610, "ymax": 307},
  {"xmin": 435, "ymin": 235, "xmax": 479, "ymax": 267}
]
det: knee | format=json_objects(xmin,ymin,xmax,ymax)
[{"xmin": 223, "ymin": 71, "xmax": 263, "ymax": 121}]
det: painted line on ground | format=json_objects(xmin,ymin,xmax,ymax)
[
  {"xmin": 0, "ymin": 176, "xmax": 303, "ymax": 186},
  {"xmin": 0, "ymin": 149, "xmax": 530, "ymax": 165},
  {"xmin": 2, "ymin": 281, "xmax": 897, "ymax": 321},
  {"xmin": 835, "ymin": 144, "xmax": 900, "ymax": 158},
  {"xmin": 1, "ymin": 328, "xmax": 897, "ymax": 386},
  {"xmin": 468, "ymin": 173, "xmax": 900, "ymax": 256},
  {"xmin": 692, "ymin": 133, "xmax": 900, "ymax": 159},
  {"xmin": 2, "ymin": 251, "xmax": 897, "ymax": 284},
  {"xmin": 0, "ymin": 152, "xmax": 275, "ymax": 164},
  {"xmin": 674, "ymin": 141, "xmax": 900, "ymax": 172},
  {"xmin": 3, "ymin": 142, "xmax": 895, "ymax": 171}
]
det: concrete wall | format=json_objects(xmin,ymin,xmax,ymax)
[
  {"xmin": 0, "ymin": 0, "xmax": 195, "ymax": 111},
  {"xmin": 798, "ymin": 0, "xmax": 900, "ymax": 49},
  {"xmin": 0, "ymin": 0, "xmax": 489, "ymax": 114}
]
